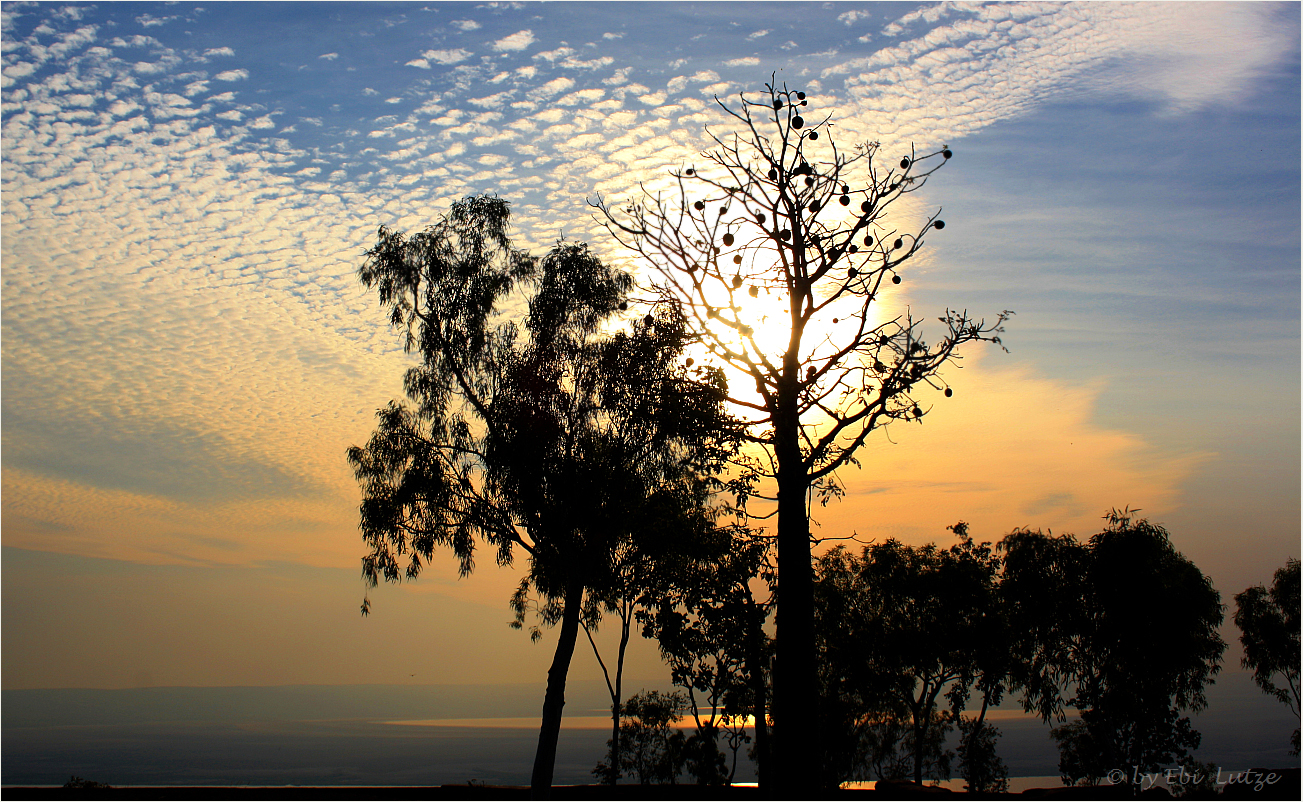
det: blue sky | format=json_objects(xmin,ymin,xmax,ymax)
[{"xmin": 2, "ymin": 2, "xmax": 1298, "ymax": 691}]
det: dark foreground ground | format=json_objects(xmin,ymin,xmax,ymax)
[{"xmin": 3, "ymin": 772, "xmax": 1301, "ymax": 801}]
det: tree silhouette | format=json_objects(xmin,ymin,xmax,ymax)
[
  {"xmin": 580, "ymin": 535, "xmax": 652, "ymax": 786},
  {"xmin": 594, "ymin": 77, "xmax": 1011, "ymax": 789},
  {"xmin": 813, "ymin": 525, "xmax": 1004, "ymax": 787},
  {"xmin": 580, "ymin": 483, "xmax": 726, "ymax": 784},
  {"xmin": 595, "ymin": 690, "xmax": 691, "ymax": 785},
  {"xmin": 1234, "ymin": 557, "xmax": 1300, "ymax": 755},
  {"xmin": 957, "ymin": 714, "xmax": 1010, "ymax": 793},
  {"xmin": 998, "ymin": 526, "xmax": 1089, "ymax": 724},
  {"xmin": 347, "ymin": 196, "xmax": 736, "ymax": 793},
  {"xmin": 1003, "ymin": 510, "xmax": 1226, "ymax": 788},
  {"xmin": 638, "ymin": 520, "xmax": 774, "ymax": 784}
]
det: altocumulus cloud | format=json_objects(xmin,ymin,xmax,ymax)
[
  {"xmin": 492, "ymin": 29, "xmax": 535, "ymax": 52},
  {"xmin": 0, "ymin": 2, "xmax": 1292, "ymax": 569}
]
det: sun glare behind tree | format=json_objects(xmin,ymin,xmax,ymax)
[{"xmin": 594, "ymin": 75, "xmax": 1012, "ymax": 792}]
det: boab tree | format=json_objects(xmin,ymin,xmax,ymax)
[
  {"xmin": 347, "ymin": 196, "xmax": 736, "ymax": 793},
  {"xmin": 594, "ymin": 78, "xmax": 1011, "ymax": 788}
]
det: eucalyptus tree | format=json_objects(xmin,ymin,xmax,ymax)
[
  {"xmin": 1233, "ymin": 558, "xmax": 1300, "ymax": 754},
  {"xmin": 812, "ymin": 525, "xmax": 1005, "ymax": 787},
  {"xmin": 638, "ymin": 520, "xmax": 775, "ymax": 785},
  {"xmin": 347, "ymin": 196, "xmax": 735, "ymax": 793},
  {"xmin": 578, "ymin": 480, "xmax": 726, "ymax": 785},
  {"xmin": 594, "ymin": 77, "xmax": 1010, "ymax": 788},
  {"xmin": 598, "ymin": 690, "xmax": 692, "ymax": 785},
  {"xmin": 1002, "ymin": 510, "xmax": 1226, "ymax": 787}
]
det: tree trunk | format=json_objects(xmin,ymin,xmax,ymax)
[
  {"xmin": 773, "ymin": 398, "xmax": 815, "ymax": 795},
  {"xmin": 609, "ymin": 607, "xmax": 631, "ymax": 784},
  {"xmin": 607, "ymin": 706, "xmax": 621, "ymax": 785},
  {"xmin": 530, "ymin": 580, "xmax": 584, "ymax": 797},
  {"xmin": 913, "ymin": 713, "xmax": 925, "ymax": 786}
]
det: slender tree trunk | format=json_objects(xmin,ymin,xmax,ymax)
[
  {"xmin": 608, "ymin": 706, "xmax": 621, "ymax": 784},
  {"xmin": 965, "ymin": 695, "xmax": 990, "ymax": 791},
  {"xmin": 912, "ymin": 702, "xmax": 925, "ymax": 786},
  {"xmin": 583, "ymin": 599, "xmax": 632, "ymax": 785},
  {"xmin": 914, "ymin": 725, "xmax": 924, "ymax": 785},
  {"xmin": 610, "ymin": 606, "xmax": 631, "ymax": 783},
  {"xmin": 530, "ymin": 580, "xmax": 585, "ymax": 797},
  {"xmin": 773, "ymin": 390, "xmax": 815, "ymax": 796}
]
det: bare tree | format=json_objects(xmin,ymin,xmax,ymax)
[{"xmin": 593, "ymin": 76, "xmax": 1011, "ymax": 790}]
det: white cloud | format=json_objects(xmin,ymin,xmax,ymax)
[
  {"xmin": 422, "ymin": 48, "xmax": 473, "ymax": 65},
  {"xmin": 134, "ymin": 61, "xmax": 170, "ymax": 75},
  {"xmin": 534, "ymin": 46, "xmax": 575, "ymax": 63},
  {"xmin": 602, "ymin": 32, "xmax": 624, "ymax": 40},
  {"xmin": 602, "ymin": 67, "xmax": 632, "ymax": 86},
  {"xmin": 406, "ymin": 59, "xmax": 431, "ymax": 69},
  {"xmin": 747, "ymin": 30, "xmax": 770, "ymax": 41},
  {"xmin": 451, "ymin": 20, "xmax": 480, "ymax": 31},
  {"xmin": 469, "ymin": 90, "xmax": 513, "ymax": 109},
  {"xmin": 136, "ymin": 14, "xmax": 177, "ymax": 28},
  {"xmin": 204, "ymin": 47, "xmax": 235, "ymax": 58},
  {"xmin": 214, "ymin": 69, "xmax": 249, "ymax": 82},
  {"xmin": 319, "ymin": 52, "xmax": 339, "ymax": 60},
  {"xmin": 556, "ymin": 88, "xmax": 603, "ymax": 107},
  {"xmin": 837, "ymin": 10, "xmax": 872, "ymax": 27},
  {"xmin": 724, "ymin": 57, "xmax": 759, "ymax": 68},
  {"xmin": 491, "ymin": 30, "xmax": 535, "ymax": 52},
  {"xmin": 527, "ymin": 76, "xmax": 574, "ymax": 101}
]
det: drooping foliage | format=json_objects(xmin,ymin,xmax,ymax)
[
  {"xmin": 347, "ymin": 195, "xmax": 738, "ymax": 793},
  {"xmin": 638, "ymin": 521, "xmax": 774, "ymax": 785},
  {"xmin": 813, "ymin": 525, "xmax": 1004, "ymax": 787},
  {"xmin": 812, "ymin": 511, "xmax": 1222, "ymax": 791},
  {"xmin": 1003, "ymin": 510, "xmax": 1226, "ymax": 787},
  {"xmin": 1234, "ymin": 557, "xmax": 1301, "ymax": 755},
  {"xmin": 595, "ymin": 690, "xmax": 692, "ymax": 786}
]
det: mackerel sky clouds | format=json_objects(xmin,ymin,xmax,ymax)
[{"xmin": 2, "ymin": 2, "xmax": 1298, "ymax": 689}]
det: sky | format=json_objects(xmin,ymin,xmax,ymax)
[{"xmin": 2, "ymin": 2, "xmax": 1299, "ymax": 695}]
